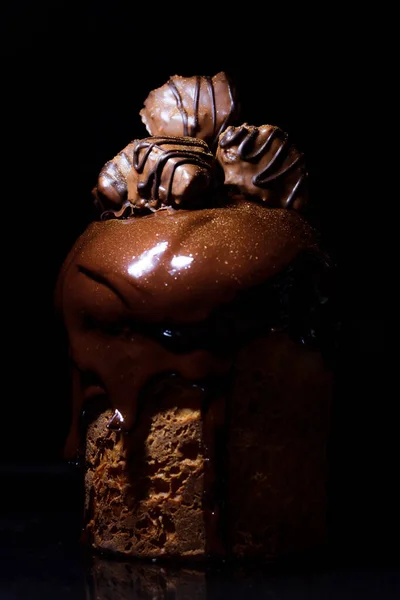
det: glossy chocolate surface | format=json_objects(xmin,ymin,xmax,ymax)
[{"xmin": 57, "ymin": 201, "xmax": 320, "ymax": 459}]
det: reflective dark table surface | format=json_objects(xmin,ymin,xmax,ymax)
[
  {"xmin": 2, "ymin": 532, "xmax": 399, "ymax": 599},
  {"xmin": 1, "ymin": 463, "xmax": 399, "ymax": 599}
]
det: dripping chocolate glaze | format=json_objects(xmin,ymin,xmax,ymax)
[
  {"xmin": 217, "ymin": 124, "xmax": 308, "ymax": 211},
  {"xmin": 57, "ymin": 201, "xmax": 322, "ymax": 459},
  {"xmin": 140, "ymin": 72, "xmax": 239, "ymax": 151}
]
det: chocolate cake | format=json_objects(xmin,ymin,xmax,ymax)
[{"xmin": 56, "ymin": 72, "xmax": 337, "ymax": 561}]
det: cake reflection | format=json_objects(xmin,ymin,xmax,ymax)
[{"xmin": 85, "ymin": 556, "xmax": 206, "ymax": 600}]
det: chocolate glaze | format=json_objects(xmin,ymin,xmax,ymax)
[
  {"xmin": 140, "ymin": 72, "xmax": 239, "ymax": 151},
  {"xmin": 56, "ymin": 201, "xmax": 320, "ymax": 460},
  {"xmin": 217, "ymin": 124, "xmax": 308, "ymax": 211}
]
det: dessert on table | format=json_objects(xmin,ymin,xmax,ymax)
[{"xmin": 56, "ymin": 72, "xmax": 338, "ymax": 561}]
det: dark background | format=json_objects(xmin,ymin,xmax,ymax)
[{"xmin": 0, "ymin": 1, "xmax": 394, "ymax": 566}]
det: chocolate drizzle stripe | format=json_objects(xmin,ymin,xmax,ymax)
[
  {"xmin": 168, "ymin": 78, "xmax": 189, "ymax": 136},
  {"xmin": 134, "ymin": 142, "xmax": 154, "ymax": 173},
  {"xmin": 206, "ymin": 76, "xmax": 217, "ymax": 139},
  {"xmin": 138, "ymin": 151, "xmax": 212, "ymax": 202},
  {"xmin": 132, "ymin": 136, "xmax": 213, "ymax": 205},
  {"xmin": 236, "ymin": 128, "xmax": 259, "ymax": 158},
  {"xmin": 165, "ymin": 156, "xmax": 210, "ymax": 203},
  {"xmin": 192, "ymin": 76, "xmax": 201, "ymax": 137},
  {"xmin": 134, "ymin": 137, "xmax": 210, "ymax": 171},
  {"xmin": 219, "ymin": 125, "xmax": 246, "ymax": 148},
  {"xmin": 220, "ymin": 124, "xmax": 306, "ymax": 204},
  {"xmin": 223, "ymin": 126, "xmax": 289, "ymax": 173},
  {"xmin": 254, "ymin": 155, "xmax": 304, "ymax": 187},
  {"xmin": 220, "ymin": 124, "xmax": 280, "ymax": 163},
  {"xmin": 239, "ymin": 128, "xmax": 278, "ymax": 161},
  {"xmin": 284, "ymin": 172, "xmax": 306, "ymax": 208},
  {"xmin": 257, "ymin": 136, "xmax": 288, "ymax": 173}
]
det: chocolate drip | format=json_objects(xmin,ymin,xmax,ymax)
[
  {"xmin": 58, "ymin": 203, "xmax": 321, "ymax": 458},
  {"xmin": 100, "ymin": 201, "xmax": 136, "ymax": 221}
]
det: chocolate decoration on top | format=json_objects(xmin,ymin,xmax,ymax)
[
  {"xmin": 131, "ymin": 136, "xmax": 216, "ymax": 212},
  {"xmin": 217, "ymin": 124, "xmax": 308, "ymax": 211},
  {"xmin": 93, "ymin": 136, "xmax": 217, "ymax": 220},
  {"xmin": 140, "ymin": 72, "xmax": 240, "ymax": 151}
]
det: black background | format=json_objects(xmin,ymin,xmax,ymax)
[{"xmin": 0, "ymin": 0, "xmax": 394, "ymax": 566}]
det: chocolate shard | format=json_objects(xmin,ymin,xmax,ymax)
[
  {"xmin": 216, "ymin": 123, "xmax": 309, "ymax": 211},
  {"xmin": 140, "ymin": 72, "xmax": 240, "ymax": 151}
]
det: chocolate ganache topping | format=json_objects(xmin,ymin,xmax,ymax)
[
  {"xmin": 58, "ymin": 203, "xmax": 321, "ymax": 458},
  {"xmin": 139, "ymin": 72, "xmax": 239, "ymax": 151},
  {"xmin": 57, "ymin": 71, "xmax": 331, "ymax": 460}
]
